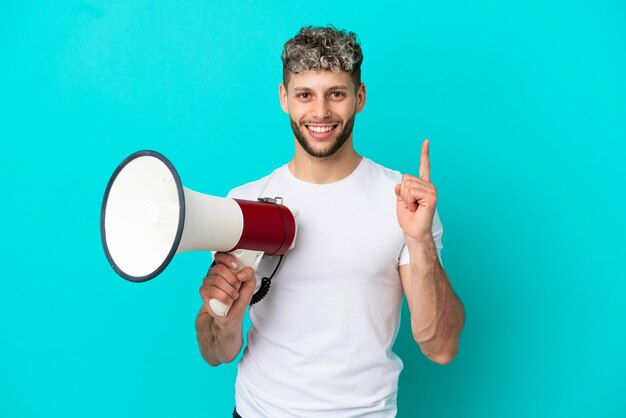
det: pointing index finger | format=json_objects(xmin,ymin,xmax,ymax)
[{"xmin": 419, "ymin": 138, "xmax": 431, "ymax": 183}]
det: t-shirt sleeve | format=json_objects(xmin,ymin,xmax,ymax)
[{"xmin": 398, "ymin": 209, "xmax": 444, "ymax": 266}]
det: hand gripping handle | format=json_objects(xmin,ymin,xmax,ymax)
[{"xmin": 208, "ymin": 249, "xmax": 264, "ymax": 317}]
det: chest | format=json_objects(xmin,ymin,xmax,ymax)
[{"xmin": 265, "ymin": 185, "xmax": 405, "ymax": 288}]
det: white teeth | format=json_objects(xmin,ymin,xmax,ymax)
[{"xmin": 307, "ymin": 125, "xmax": 334, "ymax": 133}]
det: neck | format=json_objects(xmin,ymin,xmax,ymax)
[{"xmin": 288, "ymin": 137, "xmax": 362, "ymax": 184}]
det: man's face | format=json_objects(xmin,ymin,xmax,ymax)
[{"xmin": 280, "ymin": 70, "xmax": 366, "ymax": 158}]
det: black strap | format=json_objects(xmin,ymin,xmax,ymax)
[{"xmin": 250, "ymin": 255, "xmax": 283, "ymax": 305}]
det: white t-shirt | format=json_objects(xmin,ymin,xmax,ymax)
[{"xmin": 228, "ymin": 157, "xmax": 443, "ymax": 418}]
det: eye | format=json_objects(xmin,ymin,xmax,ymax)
[
  {"xmin": 296, "ymin": 92, "xmax": 311, "ymax": 100},
  {"xmin": 330, "ymin": 91, "xmax": 345, "ymax": 99}
]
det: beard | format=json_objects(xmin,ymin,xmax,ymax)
[{"xmin": 290, "ymin": 113, "xmax": 356, "ymax": 158}]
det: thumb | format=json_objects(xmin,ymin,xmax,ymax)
[{"xmin": 394, "ymin": 184, "xmax": 402, "ymax": 200}]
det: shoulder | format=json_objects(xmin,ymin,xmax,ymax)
[
  {"xmin": 227, "ymin": 165, "xmax": 286, "ymax": 200},
  {"xmin": 360, "ymin": 157, "xmax": 404, "ymax": 185}
]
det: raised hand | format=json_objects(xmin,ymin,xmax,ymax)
[{"xmin": 394, "ymin": 139, "xmax": 438, "ymax": 242}]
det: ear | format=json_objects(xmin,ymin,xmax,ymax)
[
  {"xmin": 355, "ymin": 83, "xmax": 366, "ymax": 114},
  {"xmin": 279, "ymin": 83, "xmax": 289, "ymax": 114}
]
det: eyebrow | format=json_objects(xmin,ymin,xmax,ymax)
[{"xmin": 292, "ymin": 85, "xmax": 351, "ymax": 92}]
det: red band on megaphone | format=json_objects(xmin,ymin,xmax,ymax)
[{"xmin": 231, "ymin": 199, "xmax": 296, "ymax": 256}]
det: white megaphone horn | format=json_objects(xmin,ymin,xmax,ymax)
[{"xmin": 100, "ymin": 150, "xmax": 298, "ymax": 317}]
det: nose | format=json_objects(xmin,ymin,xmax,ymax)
[{"xmin": 312, "ymin": 97, "xmax": 330, "ymax": 120}]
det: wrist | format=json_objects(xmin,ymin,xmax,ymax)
[
  {"xmin": 405, "ymin": 233, "xmax": 435, "ymax": 247},
  {"xmin": 211, "ymin": 317, "xmax": 243, "ymax": 363},
  {"xmin": 211, "ymin": 312, "xmax": 242, "ymax": 336}
]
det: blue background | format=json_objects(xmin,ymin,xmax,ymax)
[{"xmin": 1, "ymin": 1, "xmax": 625, "ymax": 417}]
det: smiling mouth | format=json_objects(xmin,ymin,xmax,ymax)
[{"xmin": 305, "ymin": 124, "xmax": 339, "ymax": 134}]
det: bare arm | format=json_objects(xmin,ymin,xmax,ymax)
[
  {"xmin": 195, "ymin": 308, "xmax": 244, "ymax": 366},
  {"xmin": 196, "ymin": 252, "xmax": 256, "ymax": 366},
  {"xmin": 399, "ymin": 238, "xmax": 465, "ymax": 364},
  {"xmin": 395, "ymin": 139, "xmax": 465, "ymax": 364}
]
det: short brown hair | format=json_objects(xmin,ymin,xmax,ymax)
[{"xmin": 281, "ymin": 25, "xmax": 363, "ymax": 89}]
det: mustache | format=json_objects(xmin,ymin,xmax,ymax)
[{"xmin": 300, "ymin": 119, "xmax": 342, "ymax": 125}]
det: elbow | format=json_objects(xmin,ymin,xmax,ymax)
[
  {"xmin": 423, "ymin": 348, "xmax": 457, "ymax": 365},
  {"xmin": 415, "ymin": 333, "xmax": 459, "ymax": 365},
  {"xmin": 411, "ymin": 321, "xmax": 461, "ymax": 365},
  {"xmin": 205, "ymin": 357, "xmax": 222, "ymax": 367},
  {"xmin": 201, "ymin": 348, "xmax": 240, "ymax": 366},
  {"xmin": 200, "ymin": 352, "xmax": 222, "ymax": 367}
]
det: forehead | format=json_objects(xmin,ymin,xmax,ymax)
[{"xmin": 287, "ymin": 70, "xmax": 355, "ymax": 91}]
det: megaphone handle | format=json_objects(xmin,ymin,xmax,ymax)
[{"xmin": 209, "ymin": 249, "xmax": 264, "ymax": 317}]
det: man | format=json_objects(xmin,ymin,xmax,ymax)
[{"xmin": 196, "ymin": 26, "xmax": 465, "ymax": 417}]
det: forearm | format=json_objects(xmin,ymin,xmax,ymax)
[
  {"xmin": 195, "ymin": 309, "xmax": 244, "ymax": 366},
  {"xmin": 406, "ymin": 238, "xmax": 465, "ymax": 364}
]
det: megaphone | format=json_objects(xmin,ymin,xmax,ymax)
[{"xmin": 100, "ymin": 150, "xmax": 298, "ymax": 317}]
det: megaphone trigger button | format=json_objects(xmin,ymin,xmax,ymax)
[{"xmin": 257, "ymin": 196, "xmax": 283, "ymax": 205}]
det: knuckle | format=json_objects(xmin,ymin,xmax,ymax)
[
  {"xmin": 214, "ymin": 252, "xmax": 232, "ymax": 265},
  {"xmin": 213, "ymin": 275, "xmax": 224, "ymax": 287},
  {"xmin": 224, "ymin": 284, "xmax": 235, "ymax": 297},
  {"xmin": 215, "ymin": 295, "xmax": 229, "ymax": 305},
  {"xmin": 202, "ymin": 275, "xmax": 218, "ymax": 287},
  {"xmin": 219, "ymin": 275, "xmax": 233, "ymax": 288},
  {"xmin": 208, "ymin": 287, "xmax": 228, "ymax": 303},
  {"xmin": 214, "ymin": 263, "xmax": 229, "ymax": 276}
]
